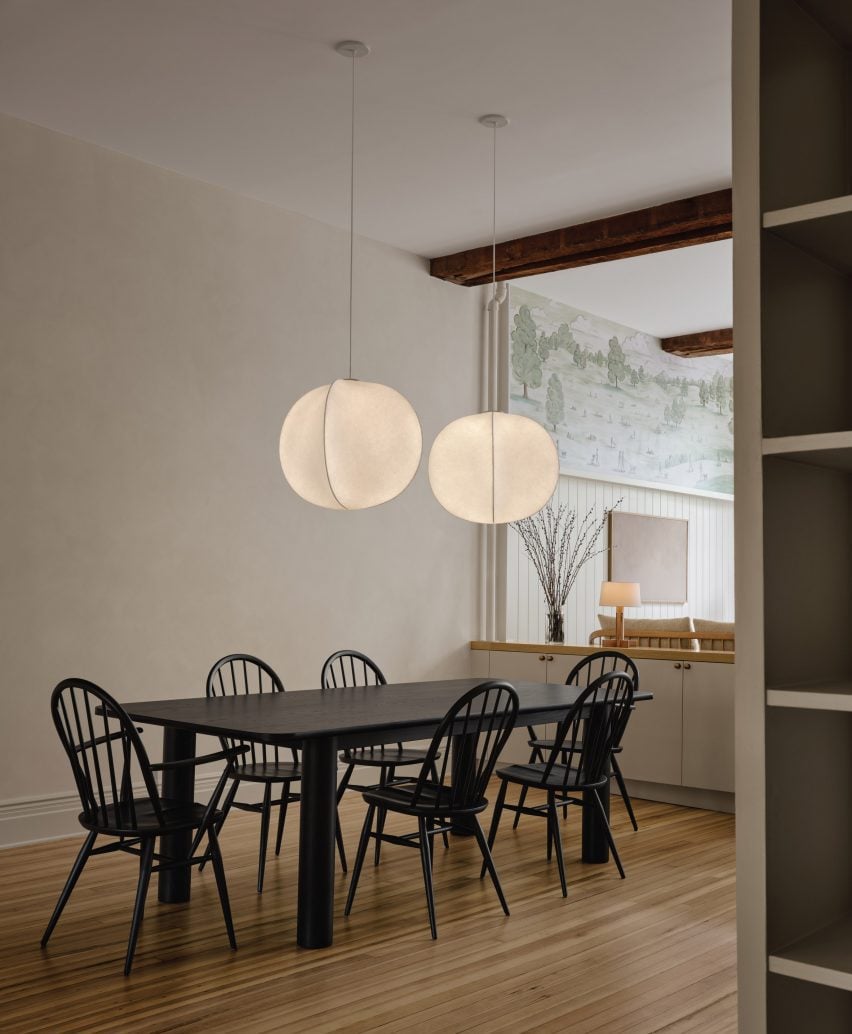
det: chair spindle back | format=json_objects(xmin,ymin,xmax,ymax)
[
  {"xmin": 50, "ymin": 678, "xmax": 162, "ymax": 830},
  {"xmin": 206, "ymin": 654, "xmax": 294, "ymax": 768},
  {"xmin": 412, "ymin": 681, "xmax": 519, "ymax": 811},
  {"xmin": 321, "ymin": 650, "xmax": 386, "ymax": 690},
  {"xmin": 544, "ymin": 671, "xmax": 635, "ymax": 790}
]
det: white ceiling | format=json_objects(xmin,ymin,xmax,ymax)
[
  {"xmin": 519, "ymin": 239, "xmax": 732, "ymax": 338},
  {"xmin": 0, "ymin": 0, "xmax": 731, "ymax": 258}
]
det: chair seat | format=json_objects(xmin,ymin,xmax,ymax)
[
  {"xmin": 341, "ymin": 746, "xmax": 434, "ymax": 767},
  {"xmin": 529, "ymin": 736, "xmax": 622, "ymax": 755},
  {"xmin": 234, "ymin": 760, "xmax": 302, "ymax": 783},
  {"xmin": 363, "ymin": 780, "xmax": 487, "ymax": 817},
  {"xmin": 497, "ymin": 762, "xmax": 607, "ymax": 792},
  {"xmin": 80, "ymin": 797, "xmax": 214, "ymax": 835}
]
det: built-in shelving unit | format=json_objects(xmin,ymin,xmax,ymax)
[
  {"xmin": 763, "ymin": 197, "xmax": 852, "ymax": 273},
  {"xmin": 770, "ymin": 916, "xmax": 852, "ymax": 992},
  {"xmin": 767, "ymin": 682, "xmax": 852, "ymax": 711},
  {"xmin": 735, "ymin": 0, "xmax": 852, "ymax": 1029}
]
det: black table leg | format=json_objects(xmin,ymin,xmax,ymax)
[
  {"xmin": 581, "ymin": 709, "xmax": 610, "ymax": 863},
  {"xmin": 297, "ymin": 736, "xmax": 338, "ymax": 949},
  {"xmin": 159, "ymin": 726, "xmax": 196, "ymax": 902},
  {"xmin": 451, "ymin": 733, "xmax": 477, "ymax": 836}
]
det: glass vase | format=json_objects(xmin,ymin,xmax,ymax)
[{"xmin": 546, "ymin": 607, "xmax": 565, "ymax": 644}]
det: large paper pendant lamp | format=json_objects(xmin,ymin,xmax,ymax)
[
  {"xmin": 429, "ymin": 115, "xmax": 559, "ymax": 524},
  {"xmin": 280, "ymin": 379, "xmax": 422, "ymax": 510},
  {"xmin": 429, "ymin": 411, "xmax": 558, "ymax": 524},
  {"xmin": 279, "ymin": 41, "xmax": 422, "ymax": 510}
]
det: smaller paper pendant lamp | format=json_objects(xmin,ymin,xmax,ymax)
[
  {"xmin": 428, "ymin": 113, "xmax": 559, "ymax": 525},
  {"xmin": 280, "ymin": 379, "xmax": 422, "ymax": 510},
  {"xmin": 429, "ymin": 412, "xmax": 558, "ymax": 524}
]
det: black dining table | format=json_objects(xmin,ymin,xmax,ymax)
[{"xmin": 121, "ymin": 677, "xmax": 652, "ymax": 949}]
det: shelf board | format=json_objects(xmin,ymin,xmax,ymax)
[
  {"xmin": 763, "ymin": 197, "xmax": 852, "ymax": 274},
  {"xmin": 770, "ymin": 916, "xmax": 852, "ymax": 992},
  {"xmin": 762, "ymin": 431, "xmax": 852, "ymax": 471},
  {"xmin": 768, "ymin": 681, "xmax": 852, "ymax": 711}
]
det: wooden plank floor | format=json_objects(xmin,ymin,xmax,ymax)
[{"xmin": 0, "ymin": 787, "xmax": 735, "ymax": 1033}]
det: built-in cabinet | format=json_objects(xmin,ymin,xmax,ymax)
[
  {"xmin": 734, "ymin": 0, "xmax": 852, "ymax": 1028},
  {"xmin": 473, "ymin": 646, "xmax": 734, "ymax": 794}
]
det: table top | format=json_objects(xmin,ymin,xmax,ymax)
[{"xmin": 121, "ymin": 678, "xmax": 652, "ymax": 744}]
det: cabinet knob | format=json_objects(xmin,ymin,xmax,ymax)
[
  {"xmin": 684, "ymin": 662, "xmax": 692, "ymax": 670},
  {"xmin": 674, "ymin": 662, "xmax": 682, "ymax": 669},
  {"xmin": 538, "ymin": 655, "xmax": 546, "ymax": 662},
  {"xmin": 546, "ymin": 655, "xmax": 554, "ymax": 662}
]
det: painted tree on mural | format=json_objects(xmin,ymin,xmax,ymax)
[
  {"xmin": 546, "ymin": 373, "xmax": 565, "ymax": 430},
  {"xmin": 606, "ymin": 336, "xmax": 629, "ymax": 389},
  {"xmin": 511, "ymin": 304, "xmax": 543, "ymax": 398},
  {"xmin": 555, "ymin": 322, "xmax": 576, "ymax": 352},
  {"xmin": 711, "ymin": 372, "xmax": 728, "ymax": 414}
]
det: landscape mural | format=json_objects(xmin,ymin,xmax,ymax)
[{"xmin": 509, "ymin": 286, "xmax": 734, "ymax": 497}]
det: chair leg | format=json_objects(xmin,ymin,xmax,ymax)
[
  {"xmin": 473, "ymin": 816, "xmax": 510, "ymax": 915},
  {"xmin": 548, "ymin": 794, "xmax": 568, "ymax": 897},
  {"xmin": 207, "ymin": 826, "xmax": 237, "ymax": 950},
  {"xmin": 430, "ymin": 761, "xmax": 451, "ymax": 849},
  {"xmin": 41, "ymin": 830, "xmax": 97, "ymax": 947},
  {"xmin": 332, "ymin": 810, "xmax": 345, "ymax": 876},
  {"xmin": 561, "ymin": 751, "xmax": 570, "ymax": 819},
  {"xmin": 335, "ymin": 810, "xmax": 348, "ymax": 873},
  {"xmin": 275, "ymin": 783, "xmax": 290, "ymax": 856},
  {"xmin": 124, "ymin": 836, "xmax": 155, "ymax": 976},
  {"xmin": 418, "ymin": 817, "xmax": 437, "ymax": 939},
  {"xmin": 592, "ymin": 789, "xmax": 626, "ymax": 879},
  {"xmin": 481, "ymin": 777, "xmax": 508, "ymax": 879},
  {"xmin": 512, "ymin": 747, "xmax": 539, "ymax": 829},
  {"xmin": 257, "ymin": 782, "xmax": 273, "ymax": 894},
  {"xmin": 200, "ymin": 776, "xmax": 239, "ymax": 873},
  {"xmin": 374, "ymin": 766, "xmax": 392, "ymax": 866},
  {"xmin": 344, "ymin": 803, "xmax": 375, "ymax": 916},
  {"xmin": 611, "ymin": 755, "xmax": 638, "ymax": 831},
  {"xmin": 336, "ymin": 763, "xmax": 354, "ymax": 805}
]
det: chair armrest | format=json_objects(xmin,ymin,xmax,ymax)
[{"xmin": 151, "ymin": 745, "xmax": 249, "ymax": 770}]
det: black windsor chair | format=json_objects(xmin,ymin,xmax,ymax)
[
  {"xmin": 205, "ymin": 653, "xmax": 347, "ymax": 891},
  {"xmin": 514, "ymin": 651, "xmax": 640, "ymax": 831},
  {"xmin": 344, "ymin": 680, "xmax": 519, "ymax": 939},
  {"xmin": 41, "ymin": 678, "xmax": 241, "ymax": 975},
  {"xmin": 321, "ymin": 649, "xmax": 450, "ymax": 866},
  {"xmin": 485, "ymin": 669, "xmax": 634, "ymax": 897}
]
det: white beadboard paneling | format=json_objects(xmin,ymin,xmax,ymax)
[{"xmin": 505, "ymin": 473, "xmax": 734, "ymax": 644}]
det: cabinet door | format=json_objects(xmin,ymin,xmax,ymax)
[
  {"xmin": 618, "ymin": 659, "xmax": 684, "ymax": 786},
  {"xmin": 489, "ymin": 651, "xmax": 549, "ymax": 764},
  {"xmin": 682, "ymin": 661, "xmax": 735, "ymax": 793}
]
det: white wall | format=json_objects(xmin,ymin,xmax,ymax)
[
  {"xmin": 506, "ymin": 473, "xmax": 734, "ymax": 644},
  {"xmin": 0, "ymin": 114, "xmax": 482, "ymax": 844}
]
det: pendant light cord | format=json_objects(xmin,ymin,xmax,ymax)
[
  {"xmin": 491, "ymin": 122, "xmax": 497, "ymax": 300},
  {"xmin": 491, "ymin": 123, "xmax": 497, "ymax": 524},
  {"xmin": 348, "ymin": 50, "xmax": 356, "ymax": 380}
]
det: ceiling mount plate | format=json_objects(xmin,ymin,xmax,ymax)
[
  {"xmin": 479, "ymin": 114, "xmax": 509, "ymax": 129},
  {"xmin": 335, "ymin": 40, "xmax": 370, "ymax": 58}
]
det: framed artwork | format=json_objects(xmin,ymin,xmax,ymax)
[
  {"xmin": 508, "ymin": 285, "xmax": 734, "ymax": 498},
  {"xmin": 609, "ymin": 512, "xmax": 688, "ymax": 604}
]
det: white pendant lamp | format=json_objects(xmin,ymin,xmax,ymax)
[
  {"xmin": 428, "ymin": 115, "xmax": 558, "ymax": 524},
  {"xmin": 279, "ymin": 41, "xmax": 422, "ymax": 510}
]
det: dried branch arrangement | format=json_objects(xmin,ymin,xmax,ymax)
[{"xmin": 512, "ymin": 499, "xmax": 622, "ymax": 641}]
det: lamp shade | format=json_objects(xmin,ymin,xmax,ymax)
[
  {"xmin": 428, "ymin": 411, "xmax": 558, "ymax": 524},
  {"xmin": 279, "ymin": 379, "xmax": 422, "ymax": 510},
  {"xmin": 599, "ymin": 581, "xmax": 642, "ymax": 608}
]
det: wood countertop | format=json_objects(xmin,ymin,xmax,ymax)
[{"xmin": 471, "ymin": 640, "xmax": 735, "ymax": 665}]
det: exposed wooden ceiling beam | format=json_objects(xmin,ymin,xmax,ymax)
[
  {"xmin": 429, "ymin": 188, "xmax": 732, "ymax": 286},
  {"xmin": 660, "ymin": 328, "xmax": 733, "ymax": 357}
]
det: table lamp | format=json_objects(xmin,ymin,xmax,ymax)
[{"xmin": 599, "ymin": 581, "xmax": 642, "ymax": 647}]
